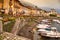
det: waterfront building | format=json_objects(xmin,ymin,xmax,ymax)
[
  {"xmin": 48, "ymin": 9, "xmax": 57, "ymax": 15},
  {"xmin": 0, "ymin": 0, "xmax": 59, "ymax": 16},
  {"xmin": 0, "ymin": 3, "xmax": 2, "ymax": 8},
  {"xmin": 57, "ymin": 14, "xmax": 60, "ymax": 17},
  {"xmin": 3, "ymin": 0, "xmax": 19, "ymax": 15},
  {"xmin": 3, "ymin": 0, "xmax": 10, "ymax": 14}
]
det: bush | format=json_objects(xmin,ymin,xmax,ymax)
[
  {"xmin": 8, "ymin": 17, "xmax": 15, "ymax": 21},
  {"xmin": 49, "ymin": 14, "xmax": 57, "ymax": 17},
  {"xmin": 0, "ymin": 35, "xmax": 3, "ymax": 40},
  {"xmin": 3, "ymin": 20, "xmax": 15, "ymax": 32},
  {"xmin": 3, "ymin": 17, "xmax": 9, "ymax": 22}
]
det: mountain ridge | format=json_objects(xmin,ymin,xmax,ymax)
[{"xmin": 19, "ymin": 0, "xmax": 60, "ymax": 13}]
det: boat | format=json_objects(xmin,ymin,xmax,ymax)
[
  {"xmin": 36, "ymin": 24, "xmax": 60, "ymax": 38},
  {"xmin": 36, "ymin": 24, "xmax": 50, "ymax": 29},
  {"xmin": 41, "ymin": 19, "xmax": 51, "ymax": 25},
  {"xmin": 53, "ymin": 19, "xmax": 60, "ymax": 24},
  {"xmin": 41, "ymin": 19, "xmax": 50, "ymax": 23}
]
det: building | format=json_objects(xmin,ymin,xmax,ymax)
[
  {"xmin": 0, "ymin": 3, "xmax": 2, "ymax": 8},
  {"xmin": 3, "ymin": 0, "xmax": 58, "ymax": 16},
  {"xmin": 3, "ymin": 0, "xmax": 9, "ymax": 14},
  {"xmin": 48, "ymin": 9, "xmax": 57, "ymax": 14},
  {"xmin": 0, "ymin": 0, "xmax": 3, "ymax": 8},
  {"xmin": 57, "ymin": 14, "xmax": 60, "ymax": 17},
  {"xmin": 2, "ymin": 0, "xmax": 18, "ymax": 14}
]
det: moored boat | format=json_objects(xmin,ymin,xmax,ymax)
[
  {"xmin": 36, "ymin": 24, "xmax": 60, "ymax": 38},
  {"xmin": 53, "ymin": 19, "xmax": 60, "ymax": 24}
]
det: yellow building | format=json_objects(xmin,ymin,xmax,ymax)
[
  {"xmin": 0, "ymin": 0, "xmax": 3, "ymax": 8},
  {"xmin": 3, "ymin": 0, "xmax": 20, "ymax": 14},
  {"xmin": 3, "ymin": 0, "xmax": 9, "ymax": 14},
  {"xmin": 0, "ymin": 3, "xmax": 2, "ymax": 8}
]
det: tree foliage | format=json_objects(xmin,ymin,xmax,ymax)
[{"xmin": 49, "ymin": 14, "xmax": 57, "ymax": 17}]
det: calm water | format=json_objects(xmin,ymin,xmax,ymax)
[{"xmin": 51, "ymin": 21, "xmax": 60, "ymax": 32}]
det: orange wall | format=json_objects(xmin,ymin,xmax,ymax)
[{"xmin": 0, "ymin": 3, "xmax": 2, "ymax": 8}]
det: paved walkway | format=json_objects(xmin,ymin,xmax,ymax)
[
  {"xmin": 0, "ymin": 32, "xmax": 31, "ymax": 40},
  {"xmin": 11, "ymin": 18, "xmax": 21, "ymax": 35},
  {"xmin": 11, "ymin": 18, "xmax": 28, "ymax": 35}
]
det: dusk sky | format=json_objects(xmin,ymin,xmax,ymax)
[{"xmin": 19, "ymin": 0, "xmax": 60, "ymax": 9}]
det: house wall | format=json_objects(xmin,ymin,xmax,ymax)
[{"xmin": 0, "ymin": 3, "xmax": 2, "ymax": 8}]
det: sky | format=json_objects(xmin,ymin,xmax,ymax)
[{"xmin": 19, "ymin": 0, "xmax": 60, "ymax": 9}]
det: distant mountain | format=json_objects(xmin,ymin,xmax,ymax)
[
  {"xmin": 19, "ymin": 0, "xmax": 36, "ymax": 8},
  {"xmin": 19, "ymin": 0, "xmax": 60, "ymax": 13}
]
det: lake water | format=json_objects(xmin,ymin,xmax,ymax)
[{"xmin": 51, "ymin": 21, "xmax": 60, "ymax": 32}]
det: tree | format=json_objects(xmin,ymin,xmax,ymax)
[{"xmin": 49, "ymin": 14, "xmax": 57, "ymax": 17}]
